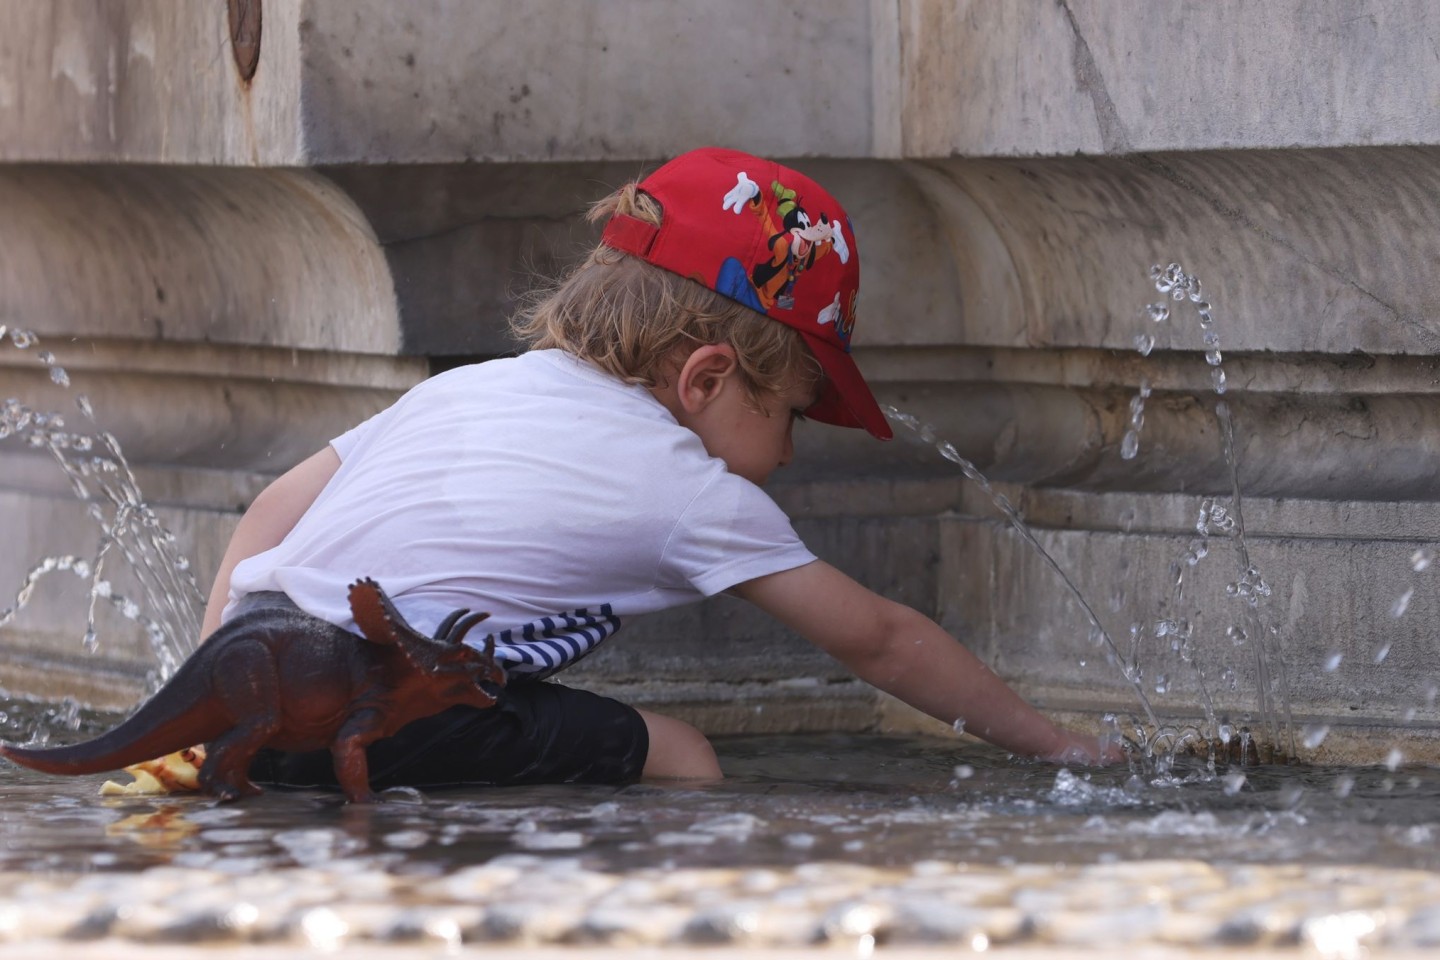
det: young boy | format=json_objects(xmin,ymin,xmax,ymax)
[{"xmin": 207, "ymin": 147, "xmax": 1113, "ymax": 791}]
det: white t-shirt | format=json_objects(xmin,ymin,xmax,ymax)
[{"xmin": 225, "ymin": 349, "xmax": 815, "ymax": 680}]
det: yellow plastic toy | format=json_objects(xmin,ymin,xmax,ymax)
[{"xmin": 98, "ymin": 745, "xmax": 206, "ymax": 796}]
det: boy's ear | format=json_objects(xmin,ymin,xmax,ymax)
[{"xmin": 675, "ymin": 344, "xmax": 740, "ymax": 414}]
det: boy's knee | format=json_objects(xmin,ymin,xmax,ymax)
[{"xmin": 636, "ymin": 709, "xmax": 721, "ymax": 780}]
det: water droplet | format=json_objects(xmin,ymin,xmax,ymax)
[
  {"xmin": 10, "ymin": 329, "xmax": 36, "ymax": 349},
  {"xmin": 1390, "ymin": 588, "xmax": 1413, "ymax": 618},
  {"xmin": 1120, "ymin": 430, "xmax": 1140, "ymax": 460},
  {"xmin": 1411, "ymin": 548, "xmax": 1433, "ymax": 572},
  {"xmin": 49, "ymin": 366, "xmax": 70, "ymax": 387},
  {"xmin": 951, "ymin": 717, "xmax": 966, "ymax": 736},
  {"xmin": 1222, "ymin": 771, "xmax": 1246, "ymax": 795},
  {"xmin": 1385, "ymin": 748, "xmax": 1404, "ymax": 771},
  {"xmin": 1210, "ymin": 368, "xmax": 1227, "ymax": 393},
  {"xmin": 1301, "ymin": 724, "xmax": 1330, "ymax": 749},
  {"xmin": 1132, "ymin": 333, "xmax": 1155, "ymax": 356},
  {"xmin": 1146, "ymin": 303, "xmax": 1170, "ymax": 323},
  {"xmin": 1205, "ymin": 348, "xmax": 1223, "ymax": 366},
  {"xmin": 1138, "ymin": 378, "xmax": 1152, "ymax": 398},
  {"xmin": 76, "ymin": 394, "xmax": 94, "ymax": 418},
  {"xmin": 1333, "ymin": 775, "xmax": 1355, "ymax": 798},
  {"xmin": 1323, "ymin": 651, "xmax": 1343, "ymax": 672},
  {"xmin": 1372, "ymin": 641, "xmax": 1392, "ymax": 664},
  {"xmin": 1198, "ymin": 309, "xmax": 1214, "ymax": 327},
  {"xmin": 952, "ymin": 764, "xmax": 974, "ymax": 780},
  {"xmin": 1153, "ymin": 674, "xmax": 1169, "ymax": 694}
]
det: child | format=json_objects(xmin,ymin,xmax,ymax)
[{"xmin": 206, "ymin": 147, "xmax": 1114, "ymax": 791}]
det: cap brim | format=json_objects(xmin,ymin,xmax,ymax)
[{"xmin": 797, "ymin": 333, "xmax": 892, "ymax": 440}]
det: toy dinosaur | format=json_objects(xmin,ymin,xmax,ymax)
[{"xmin": 0, "ymin": 578, "xmax": 505, "ymax": 803}]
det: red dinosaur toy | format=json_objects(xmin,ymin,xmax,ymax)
[{"xmin": 0, "ymin": 578, "xmax": 505, "ymax": 802}]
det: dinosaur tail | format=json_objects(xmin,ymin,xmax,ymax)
[
  {"xmin": 0, "ymin": 698, "xmax": 230, "ymax": 776},
  {"xmin": 0, "ymin": 651, "xmax": 229, "ymax": 776}
]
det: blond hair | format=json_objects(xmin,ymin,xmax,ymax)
[{"xmin": 510, "ymin": 183, "xmax": 818, "ymax": 404}]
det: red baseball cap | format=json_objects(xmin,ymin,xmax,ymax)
[{"xmin": 601, "ymin": 147, "xmax": 892, "ymax": 440}]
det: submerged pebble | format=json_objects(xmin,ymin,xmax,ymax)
[{"xmin": 0, "ymin": 846, "xmax": 1437, "ymax": 951}]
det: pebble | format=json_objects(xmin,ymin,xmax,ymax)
[{"xmin": 0, "ymin": 857, "xmax": 1435, "ymax": 950}]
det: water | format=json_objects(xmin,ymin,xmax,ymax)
[
  {"xmin": 0, "ymin": 702, "xmax": 1437, "ymax": 950},
  {"xmin": 882, "ymin": 404, "xmax": 1163, "ymax": 735},
  {"xmin": 885, "ymin": 263, "xmax": 1333, "ymax": 765},
  {"xmin": 0, "ymin": 326, "xmax": 204, "ymax": 682}
]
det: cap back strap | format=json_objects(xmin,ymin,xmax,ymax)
[{"xmin": 600, "ymin": 213, "xmax": 660, "ymax": 258}]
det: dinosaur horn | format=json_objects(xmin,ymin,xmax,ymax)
[
  {"xmin": 445, "ymin": 611, "xmax": 492, "ymax": 646},
  {"xmin": 432, "ymin": 608, "xmax": 471, "ymax": 641}
]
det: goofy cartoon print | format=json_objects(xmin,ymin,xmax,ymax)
[{"xmin": 714, "ymin": 170, "xmax": 853, "ymax": 338}]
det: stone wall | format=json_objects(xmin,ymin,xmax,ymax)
[{"xmin": 3, "ymin": 0, "xmax": 1439, "ymax": 761}]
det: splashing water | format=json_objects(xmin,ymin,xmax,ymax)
[
  {"xmin": 882, "ymin": 405, "xmax": 1161, "ymax": 736},
  {"xmin": 1120, "ymin": 379, "xmax": 1151, "ymax": 461},
  {"xmin": 0, "ymin": 328, "xmax": 203, "ymax": 681},
  {"xmin": 1121, "ymin": 264, "xmax": 1296, "ymax": 760}
]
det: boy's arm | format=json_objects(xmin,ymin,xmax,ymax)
[
  {"xmin": 199, "ymin": 447, "xmax": 342, "ymax": 639},
  {"xmin": 732, "ymin": 559, "xmax": 1116, "ymax": 763}
]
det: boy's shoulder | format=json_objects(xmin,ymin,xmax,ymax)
[
  {"xmin": 412, "ymin": 350, "xmax": 678, "ymax": 439},
  {"xmin": 435, "ymin": 350, "xmax": 628, "ymax": 394}
]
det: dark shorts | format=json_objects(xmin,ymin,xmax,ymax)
[{"xmin": 238, "ymin": 593, "xmax": 649, "ymax": 791}]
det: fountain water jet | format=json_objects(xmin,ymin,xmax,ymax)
[{"xmin": 0, "ymin": 328, "xmax": 203, "ymax": 687}]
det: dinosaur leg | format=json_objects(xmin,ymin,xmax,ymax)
[
  {"xmin": 201, "ymin": 723, "xmax": 278, "ymax": 800},
  {"xmin": 199, "ymin": 641, "xmax": 284, "ymax": 801},
  {"xmin": 330, "ymin": 709, "xmax": 386, "ymax": 804}
]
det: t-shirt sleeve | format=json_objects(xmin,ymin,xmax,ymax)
[
  {"xmin": 329, "ymin": 403, "xmax": 399, "ymax": 460},
  {"xmin": 663, "ymin": 471, "xmax": 816, "ymax": 596}
]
